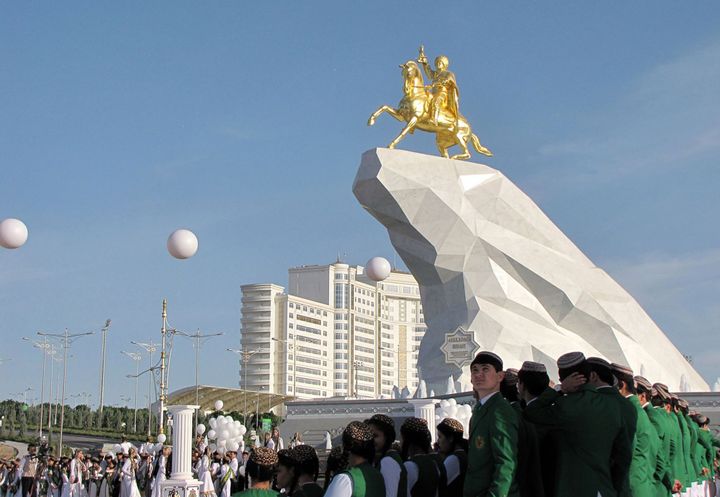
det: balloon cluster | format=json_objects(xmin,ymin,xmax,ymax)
[
  {"xmin": 435, "ymin": 398, "xmax": 473, "ymax": 439},
  {"xmin": 198, "ymin": 401, "xmax": 247, "ymax": 455}
]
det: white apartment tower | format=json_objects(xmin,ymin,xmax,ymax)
[{"xmin": 239, "ymin": 261, "xmax": 425, "ymax": 399}]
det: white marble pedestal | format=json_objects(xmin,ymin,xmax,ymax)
[{"xmin": 161, "ymin": 405, "xmax": 201, "ymax": 497}]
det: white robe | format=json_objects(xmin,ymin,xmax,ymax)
[
  {"xmin": 60, "ymin": 475, "xmax": 71, "ymax": 497},
  {"xmin": 69, "ymin": 460, "xmax": 84, "ymax": 497},
  {"xmin": 120, "ymin": 461, "xmax": 140, "ymax": 497},
  {"xmin": 150, "ymin": 457, "xmax": 166, "ymax": 497},
  {"xmin": 196, "ymin": 457, "xmax": 215, "ymax": 497},
  {"xmin": 217, "ymin": 464, "xmax": 233, "ymax": 497}
]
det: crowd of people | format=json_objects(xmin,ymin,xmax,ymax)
[{"xmin": 2, "ymin": 350, "xmax": 719, "ymax": 497}]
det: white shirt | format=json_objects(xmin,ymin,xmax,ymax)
[
  {"xmin": 479, "ymin": 391, "xmax": 498, "ymax": 406},
  {"xmin": 379, "ymin": 456, "xmax": 402, "ymax": 497},
  {"xmin": 323, "ymin": 473, "xmax": 352, "ymax": 497},
  {"xmin": 444, "ymin": 454, "xmax": 460, "ymax": 485}
]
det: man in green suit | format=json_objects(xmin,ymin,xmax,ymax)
[
  {"xmin": 611, "ymin": 364, "xmax": 656, "ymax": 497},
  {"xmin": 464, "ymin": 351, "xmax": 519, "ymax": 497},
  {"xmin": 523, "ymin": 352, "xmax": 631, "ymax": 497},
  {"xmin": 585, "ymin": 358, "xmax": 635, "ymax": 496},
  {"xmin": 635, "ymin": 376, "xmax": 673, "ymax": 496},
  {"xmin": 672, "ymin": 394, "xmax": 693, "ymax": 491},
  {"xmin": 694, "ymin": 415, "xmax": 715, "ymax": 491},
  {"xmin": 517, "ymin": 361, "xmax": 557, "ymax": 497},
  {"xmin": 653, "ymin": 384, "xmax": 684, "ymax": 494}
]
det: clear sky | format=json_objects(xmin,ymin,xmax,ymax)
[{"xmin": 1, "ymin": 2, "xmax": 719, "ymax": 407}]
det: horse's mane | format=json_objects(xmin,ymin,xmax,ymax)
[{"xmin": 403, "ymin": 60, "xmax": 423, "ymax": 95}]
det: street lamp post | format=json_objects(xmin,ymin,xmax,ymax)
[
  {"xmin": 226, "ymin": 348, "xmax": 259, "ymax": 424},
  {"xmin": 121, "ymin": 351, "xmax": 142, "ymax": 433},
  {"xmin": 352, "ymin": 360, "xmax": 364, "ymax": 398},
  {"xmin": 131, "ymin": 341, "xmax": 159, "ymax": 436},
  {"xmin": 38, "ymin": 329, "xmax": 94, "ymax": 455},
  {"xmin": 175, "ymin": 329, "xmax": 224, "ymax": 429},
  {"xmin": 98, "ymin": 319, "xmax": 112, "ymax": 414},
  {"xmin": 22, "ymin": 336, "xmax": 49, "ymax": 437}
]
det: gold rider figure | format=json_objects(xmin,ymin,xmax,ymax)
[{"xmin": 418, "ymin": 46, "xmax": 460, "ymax": 126}]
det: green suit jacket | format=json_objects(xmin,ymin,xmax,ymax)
[
  {"xmin": 626, "ymin": 396, "xmax": 656, "ymax": 497},
  {"xmin": 464, "ymin": 392, "xmax": 519, "ymax": 497},
  {"xmin": 664, "ymin": 409, "xmax": 684, "ymax": 487},
  {"xmin": 682, "ymin": 413, "xmax": 701, "ymax": 481},
  {"xmin": 675, "ymin": 411, "xmax": 692, "ymax": 487},
  {"xmin": 523, "ymin": 385, "xmax": 631, "ymax": 497},
  {"xmin": 643, "ymin": 405, "xmax": 673, "ymax": 496},
  {"xmin": 595, "ymin": 387, "xmax": 635, "ymax": 496}
]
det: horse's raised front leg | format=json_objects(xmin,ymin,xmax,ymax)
[
  {"xmin": 368, "ymin": 105, "xmax": 404, "ymax": 126},
  {"xmin": 388, "ymin": 117, "xmax": 418, "ymax": 149}
]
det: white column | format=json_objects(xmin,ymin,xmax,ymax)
[
  {"xmin": 167, "ymin": 404, "xmax": 198, "ymax": 480},
  {"xmin": 409, "ymin": 399, "xmax": 438, "ymax": 443}
]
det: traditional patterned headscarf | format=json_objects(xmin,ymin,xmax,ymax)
[
  {"xmin": 250, "ymin": 447, "xmax": 278, "ymax": 467},
  {"xmin": 400, "ymin": 417, "xmax": 431, "ymax": 453},
  {"xmin": 366, "ymin": 414, "xmax": 396, "ymax": 453},
  {"xmin": 342, "ymin": 421, "xmax": 375, "ymax": 459},
  {"xmin": 436, "ymin": 418, "xmax": 464, "ymax": 438},
  {"xmin": 290, "ymin": 445, "xmax": 319, "ymax": 478}
]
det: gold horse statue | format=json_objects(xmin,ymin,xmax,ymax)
[{"xmin": 367, "ymin": 49, "xmax": 492, "ymax": 161}]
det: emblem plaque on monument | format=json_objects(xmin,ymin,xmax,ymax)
[
  {"xmin": 354, "ymin": 45, "xmax": 708, "ymax": 394},
  {"xmin": 440, "ymin": 327, "xmax": 481, "ymax": 368}
]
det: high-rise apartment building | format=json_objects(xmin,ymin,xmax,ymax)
[{"xmin": 239, "ymin": 261, "xmax": 425, "ymax": 399}]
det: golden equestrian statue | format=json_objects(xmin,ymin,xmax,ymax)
[{"xmin": 368, "ymin": 46, "xmax": 492, "ymax": 160}]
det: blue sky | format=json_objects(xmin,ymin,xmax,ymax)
[{"xmin": 1, "ymin": 2, "xmax": 719, "ymax": 407}]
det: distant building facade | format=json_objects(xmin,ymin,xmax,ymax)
[{"xmin": 239, "ymin": 261, "xmax": 425, "ymax": 399}]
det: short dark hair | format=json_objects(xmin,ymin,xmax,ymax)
[
  {"xmin": 613, "ymin": 372, "xmax": 636, "ymax": 394},
  {"xmin": 517, "ymin": 370, "xmax": 550, "ymax": 396},
  {"xmin": 558, "ymin": 361, "xmax": 589, "ymax": 382},
  {"xmin": 587, "ymin": 362, "xmax": 614, "ymax": 385},
  {"xmin": 246, "ymin": 459, "xmax": 274, "ymax": 482}
]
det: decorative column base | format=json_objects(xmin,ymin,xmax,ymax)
[
  {"xmin": 409, "ymin": 399, "xmax": 438, "ymax": 443},
  {"xmin": 161, "ymin": 479, "xmax": 201, "ymax": 497}
]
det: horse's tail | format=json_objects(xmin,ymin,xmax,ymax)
[{"xmin": 471, "ymin": 133, "xmax": 493, "ymax": 157}]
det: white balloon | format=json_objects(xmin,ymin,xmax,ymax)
[
  {"xmin": 214, "ymin": 400, "xmax": 224, "ymax": 411},
  {"xmin": 448, "ymin": 398, "xmax": 457, "ymax": 406},
  {"xmin": 157, "ymin": 433, "xmax": 167, "ymax": 444},
  {"xmin": 0, "ymin": 218, "xmax": 28, "ymax": 249},
  {"xmin": 207, "ymin": 429, "xmax": 217, "ymax": 440},
  {"xmin": 447, "ymin": 405, "xmax": 458, "ymax": 417},
  {"xmin": 208, "ymin": 443, "xmax": 217, "ymax": 452},
  {"xmin": 217, "ymin": 439, "xmax": 227, "ymax": 448},
  {"xmin": 196, "ymin": 424, "xmax": 206, "ymax": 435},
  {"xmin": 439, "ymin": 400, "xmax": 450, "ymax": 409},
  {"xmin": 227, "ymin": 441, "xmax": 239, "ymax": 452},
  {"xmin": 209, "ymin": 418, "xmax": 217, "ymax": 429},
  {"xmin": 167, "ymin": 229, "xmax": 199, "ymax": 259},
  {"xmin": 217, "ymin": 447, "xmax": 226, "ymax": 455},
  {"xmin": 238, "ymin": 426, "xmax": 247, "ymax": 436},
  {"xmin": 364, "ymin": 256, "xmax": 391, "ymax": 282},
  {"xmin": 220, "ymin": 430, "xmax": 230, "ymax": 441}
]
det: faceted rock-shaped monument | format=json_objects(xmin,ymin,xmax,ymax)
[{"xmin": 353, "ymin": 148, "xmax": 708, "ymax": 393}]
